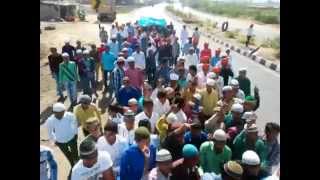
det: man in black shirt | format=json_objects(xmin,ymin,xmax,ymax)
[
  {"xmin": 62, "ymin": 40, "xmax": 76, "ymax": 61},
  {"xmin": 48, "ymin": 47, "xmax": 64, "ymax": 99}
]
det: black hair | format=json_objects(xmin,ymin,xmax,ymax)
[
  {"xmin": 108, "ymin": 104, "xmax": 121, "ymax": 113},
  {"xmin": 172, "ymin": 96, "xmax": 185, "ymax": 109},
  {"xmin": 189, "ymin": 65, "xmax": 197, "ymax": 73},
  {"xmin": 265, "ymin": 122, "xmax": 280, "ymax": 133},
  {"xmin": 157, "ymin": 88, "xmax": 167, "ymax": 99},
  {"xmin": 143, "ymin": 97, "xmax": 153, "ymax": 107},
  {"xmin": 104, "ymin": 121, "xmax": 118, "ymax": 133},
  {"xmin": 138, "ymin": 119, "xmax": 151, "ymax": 132}
]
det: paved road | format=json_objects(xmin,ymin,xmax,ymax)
[{"xmin": 129, "ymin": 4, "xmax": 280, "ymax": 132}]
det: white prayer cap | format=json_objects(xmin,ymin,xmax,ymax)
[
  {"xmin": 246, "ymin": 123, "xmax": 259, "ymax": 133},
  {"xmin": 242, "ymin": 150, "xmax": 260, "ymax": 166},
  {"xmin": 193, "ymin": 93, "xmax": 202, "ymax": 101},
  {"xmin": 222, "ymin": 86, "xmax": 233, "ymax": 92},
  {"xmin": 156, "ymin": 149, "xmax": 172, "ymax": 162},
  {"xmin": 166, "ymin": 113, "xmax": 178, "ymax": 124},
  {"xmin": 165, "ymin": 87, "xmax": 175, "ymax": 94},
  {"xmin": 231, "ymin": 103, "xmax": 244, "ymax": 113},
  {"xmin": 242, "ymin": 111, "xmax": 257, "ymax": 121},
  {"xmin": 62, "ymin": 53, "xmax": 69, "ymax": 57},
  {"xmin": 83, "ymin": 49, "xmax": 90, "ymax": 54},
  {"xmin": 230, "ymin": 79, "xmax": 239, "ymax": 87},
  {"xmin": 64, "ymin": 38, "xmax": 70, "ymax": 43},
  {"xmin": 206, "ymin": 78, "xmax": 216, "ymax": 86},
  {"xmin": 128, "ymin": 98, "xmax": 138, "ymax": 104},
  {"xmin": 170, "ymin": 73, "xmax": 179, "ymax": 81},
  {"xmin": 122, "ymin": 47, "xmax": 129, "ymax": 52},
  {"xmin": 213, "ymin": 129, "xmax": 227, "ymax": 141},
  {"xmin": 127, "ymin": 56, "xmax": 135, "ymax": 62},
  {"xmin": 76, "ymin": 49, "xmax": 83, "ymax": 54},
  {"xmin": 207, "ymin": 72, "xmax": 217, "ymax": 79},
  {"xmin": 53, "ymin": 103, "xmax": 66, "ymax": 112}
]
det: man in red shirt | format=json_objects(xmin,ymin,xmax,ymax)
[
  {"xmin": 200, "ymin": 42, "xmax": 212, "ymax": 60},
  {"xmin": 125, "ymin": 56, "xmax": 144, "ymax": 91},
  {"xmin": 97, "ymin": 43, "xmax": 106, "ymax": 83}
]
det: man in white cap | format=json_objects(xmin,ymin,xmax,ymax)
[
  {"xmin": 230, "ymin": 79, "xmax": 245, "ymax": 100},
  {"xmin": 74, "ymin": 94, "xmax": 102, "ymax": 136},
  {"xmin": 199, "ymin": 129, "xmax": 232, "ymax": 175},
  {"xmin": 242, "ymin": 111, "xmax": 258, "ymax": 130},
  {"xmin": 128, "ymin": 98, "xmax": 140, "ymax": 114},
  {"xmin": 111, "ymin": 57, "xmax": 126, "ymax": 98},
  {"xmin": 199, "ymin": 78, "xmax": 219, "ymax": 122},
  {"xmin": 225, "ymin": 103, "xmax": 244, "ymax": 130},
  {"xmin": 207, "ymin": 71, "xmax": 224, "ymax": 98},
  {"xmin": 236, "ymin": 68, "xmax": 251, "ymax": 97},
  {"xmin": 149, "ymin": 149, "xmax": 173, "ymax": 180},
  {"xmin": 62, "ymin": 39, "xmax": 75, "ymax": 60},
  {"xmin": 125, "ymin": 56, "xmax": 144, "ymax": 91},
  {"xmin": 233, "ymin": 124, "xmax": 268, "ymax": 169},
  {"xmin": 108, "ymin": 35, "xmax": 119, "ymax": 57},
  {"xmin": 71, "ymin": 138, "xmax": 114, "ymax": 180},
  {"xmin": 241, "ymin": 150, "xmax": 269, "ymax": 179},
  {"xmin": 132, "ymin": 45, "xmax": 146, "ymax": 70},
  {"xmin": 118, "ymin": 110, "xmax": 136, "ymax": 145},
  {"xmin": 201, "ymin": 161, "xmax": 243, "ymax": 180},
  {"xmin": 169, "ymin": 73, "xmax": 180, "ymax": 93},
  {"xmin": 78, "ymin": 49, "xmax": 97, "ymax": 97},
  {"xmin": 217, "ymin": 86, "xmax": 242, "ymax": 114},
  {"xmin": 180, "ymin": 25, "xmax": 189, "ymax": 48},
  {"xmin": 46, "ymin": 103, "xmax": 79, "ymax": 167},
  {"xmin": 185, "ymin": 47, "xmax": 199, "ymax": 69},
  {"xmin": 59, "ymin": 53, "xmax": 79, "ymax": 106},
  {"xmin": 74, "ymin": 49, "xmax": 84, "ymax": 63}
]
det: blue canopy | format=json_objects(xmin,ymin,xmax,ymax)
[{"xmin": 138, "ymin": 17, "xmax": 167, "ymax": 27}]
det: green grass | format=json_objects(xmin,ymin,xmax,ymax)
[
  {"xmin": 180, "ymin": 0, "xmax": 279, "ymax": 24},
  {"xmin": 261, "ymin": 36, "xmax": 280, "ymax": 49}
]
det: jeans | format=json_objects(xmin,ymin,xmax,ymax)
[
  {"xmin": 80, "ymin": 74, "xmax": 96, "ymax": 96},
  {"xmin": 52, "ymin": 72, "xmax": 63, "ymax": 97},
  {"xmin": 55, "ymin": 135, "xmax": 79, "ymax": 167},
  {"xmin": 63, "ymin": 81, "xmax": 77, "ymax": 104}
]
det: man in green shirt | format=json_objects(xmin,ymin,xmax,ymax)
[
  {"xmin": 232, "ymin": 124, "xmax": 268, "ymax": 169},
  {"xmin": 59, "ymin": 53, "xmax": 79, "ymax": 106},
  {"xmin": 236, "ymin": 68, "xmax": 251, "ymax": 97},
  {"xmin": 199, "ymin": 129, "xmax": 232, "ymax": 175}
]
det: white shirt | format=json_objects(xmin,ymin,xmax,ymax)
[
  {"xmin": 168, "ymin": 110, "xmax": 187, "ymax": 125},
  {"xmin": 110, "ymin": 28, "xmax": 118, "ymax": 38},
  {"xmin": 96, "ymin": 135, "xmax": 128, "ymax": 174},
  {"xmin": 214, "ymin": 76, "xmax": 224, "ymax": 98},
  {"xmin": 185, "ymin": 54, "xmax": 199, "ymax": 69},
  {"xmin": 71, "ymin": 151, "xmax": 113, "ymax": 180},
  {"xmin": 247, "ymin": 27, "xmax": 254, "ymax": 36},
  {"xmin": 180, "ymin": 29, "xmax": 189, "ymax": 46},
  {"xmin": 135, "ymin": 111, "xmax": 160, "ymax": 133},
  {"xmin": 109, "ymin": 113, "xmax": 124, "ymax": 124},
  {"xmin": 132, "ymin": 51, "xmax": 146, "ymax": 70},
  {"xmin": 151, "ymin": 88, "xmax": 160, "ymax": 101},
  {"xmin": 153, "ymin": 98, "xmax": 171, "ymax": 117},
  {"xmin": 46, "ymin": 112, "xmax": 78, "ymax": 143},
  {"xmin": 120, "ymin": 29, "xmax": 128, "ymax": 39},
  {"xmin": 236, "ymin": 89, "xmax": 246, "ymax": 100},
  {"xmin": 197, "ymin": 71, "xmax": 209, "ymax": 89},
  {"xmin": 118, "ymin": 123, "xmax": 135, "ymax": 145}
]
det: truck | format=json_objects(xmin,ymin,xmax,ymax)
[{"xmin": 92, "ymin": 0, "xmax": 116, "ymax": 22}]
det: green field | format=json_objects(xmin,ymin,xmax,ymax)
[{"xmin": 180, "ymin": 0, "xmax": 280, "ymax": 24}]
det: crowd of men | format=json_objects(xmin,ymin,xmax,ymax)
[{"xmin": 41, "ymin": 21, "xmax": 280, "ymax": 180}]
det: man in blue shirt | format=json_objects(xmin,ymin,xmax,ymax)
[
  {"xmin": 101, "ymin": 45, "xmax": 116, "ymax": 92},
  {"xmin": 155, "ymin": 61, "xmax": 172, "ymax": 86},
  {"xmin": 184, "ymin": 121, "xmax": 208, "ymax": 150},
  {"xmin": 182, "ymin": 37, "xmax": 192, "ymax": 56},
  {"xmin": 264, "ymin": 122, "xmax": 280, "ymax": 174},
  {"xmin": 109, "ymin": 36, "xmax": 119, "ymax": 57},
  {"xmin": 40, "ymin": 145, "xmax": 58, "ymax": 180},
  {"xmin": 120, "ymin": 127, "xmax": 157, "ymax": 180},
  {"xmin": 117, "ymin": 76, "xmax": 142, "ymax": 106}
]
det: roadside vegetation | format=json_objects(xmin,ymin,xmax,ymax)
[
  {"xmin": 180, "ymin": 0, "xmax": 279, "ymax": 24},
  {"xmin": 166, "ymin": 5, "xmax": 279, "ymax": 60}
]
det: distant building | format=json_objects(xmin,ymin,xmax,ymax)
[{"xmin": 40, "ymin": 1, "xmax": 78, "ymax": 21}]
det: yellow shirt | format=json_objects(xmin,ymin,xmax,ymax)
[
  {"xmin": 200, "ymin": 89, "xmax": 219, "ymax": 116},
  {"xmin": 74, "ymin": 104, "xmax": 102, "ymax": 130}
]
